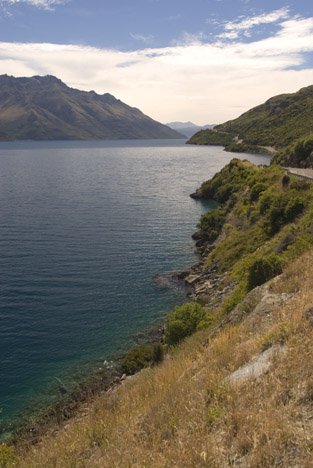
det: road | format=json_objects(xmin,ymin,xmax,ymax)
[{"xmin": 285, "ymin": 167, "xmax": 313, "ymax": 180}]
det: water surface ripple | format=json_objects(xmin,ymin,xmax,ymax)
[{"xmin": 0, "ymin": 139, "xmax": 270, "ymax": 431}]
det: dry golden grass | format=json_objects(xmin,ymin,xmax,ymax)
[{"xmin": 14, "ymin": 249, "xmax": 313, "ymax": 467}]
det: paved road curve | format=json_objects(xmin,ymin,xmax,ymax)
[{"xmin": 286, "ymin": 167, "xmax": 313, "ymax": 180}]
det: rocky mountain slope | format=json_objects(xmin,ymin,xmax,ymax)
[{"xmin": 0, "ymin": 75, "xmax": 183, "ymax": 141}]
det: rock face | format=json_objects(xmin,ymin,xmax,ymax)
[
  {"xmin": 0, "ymin": 74, "xmax": 184, "ymax": 141},
  {"xmin": 228, "ymin": 345, "xmax": 285, "ymax": 383}
]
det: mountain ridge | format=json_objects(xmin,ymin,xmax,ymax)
[
  {"xmin": 0, "ymin": 75, "xmax": 183, "ymax": 141},
  {"xmin": 167, "ymin": 121, "xmax": 214, "ymax": 138},
  {"xmin": 187, "ymin": 84, "xmax": 313, "ymax": 157}
]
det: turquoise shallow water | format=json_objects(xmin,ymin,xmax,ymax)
[{"xmin": 0, "ymin": 139, "xmax": 270, "ymax": 433}]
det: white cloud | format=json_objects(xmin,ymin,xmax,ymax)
[
  {"xmin": 0, "ymin": 0, "xmax": 66, "ymax": 10},
  {"xmin": 0, "ymin": 13, "xmax": 313, "ymax": 124},
  {"xmin": 129, "ymin": 33, "xmax": 154, "ymax": 44},
  {"xmin": 219, "ymin": 7, "xmax": 290, "ymax": 39}
]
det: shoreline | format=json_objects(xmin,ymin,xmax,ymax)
[
  {"xmin": 6, "ymin": 223, "xmax": 230, "ymax": 449},
  {"xmin": 3, "ymin": 199, "xmax": 222, "ymax": 448},
  {"xmin": 3, "ymin": 278, "xmax": 191, "ymax": 447},
  {"xmin": 10, "ymin": 230, "xmax": 231, "ymax": 449}
]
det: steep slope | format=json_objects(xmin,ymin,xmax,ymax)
[
  {"xmin": 0, "ymin": 75, "xmax": 183, "ymax": 140},
  {"xmin": 4, "ymin": 160, "xmax": 313, "ymax": 467},
  {"xmin": 188, "ymin": 84, "xmax": 313, "ymax": 152},
  {"xmin": 271, "ymin": 133, "xmax": 313, "ymax": 168}
]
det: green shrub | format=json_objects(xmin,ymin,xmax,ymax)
[
  {"xmin": 199, "ymin": 208, "xmax": 226, "ymax": 242},
  {"xmin": 272, "ymin": 134, "xmax": 313, "ymax": 168},
  {"xmin": 275, "ymin": 231, "xmax": 296, "ymax": 254},
  {"xmin": 284, "ymin": 197, "xmax": 305, "ymax": 222},
  {"xmin": 121, "ymin": 343, "xmax": 164, "ymax": 375},
  {"xmin": 223, "ymin": 284, "xmax": 247, "ymax": 314},
  {"xmin": 289, "ymin": 179, "xmax": 311, "ymax": 191},
  {"xmin": 247, "ymin": 254, "xmax": 282, "ymax": 290},
  {"xmin": 165, "ymin": 303, "xmax": 208, "ymax": 345},
  {"xmin": 260, "ymin": 191, "xmax": 306, "ymax": 235},
  {"xmin": 250, "ymin": 183, "xmax": 267, "ymax": 202},
  {"xmin": 259, "ymin": 191, "xmax": 275, "ymax": 215},
  {"xmin": 198, "ymin": 159, "xmax": 257, "ymax": 203},
  {"xmin": 267, "ymin": 203, "xmax": 285, "ymax": 234}
]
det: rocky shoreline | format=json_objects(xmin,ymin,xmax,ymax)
[
  {"xmin": 174, "ymin": 227, "xmax": 236, "ymax": 309},
  {"xmin": 9, "ymin": 207, "xmax": 225, "ymax": 448}
]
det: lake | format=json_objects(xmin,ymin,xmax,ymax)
[{"xmin": 0, "ymin": 139, "xmax": 270, "ymax": 434}]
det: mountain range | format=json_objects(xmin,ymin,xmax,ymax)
[
  {"xmin": 166, "ymin": 121, "xmax": 214, "ymax": 138},
  {"xmin": 0, "ymin": 75, "xmax": 183, "ymax": 141}
]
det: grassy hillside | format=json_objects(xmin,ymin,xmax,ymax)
[
  {"xmin": 0, "ymin": 75, "xmax": 183, "ymax": 141},
  {"xmin": 216, "ymin": 85, "xmax": 313, "ymax": 148},
  {"xmin": 187, "ymin": 129, "xmax": 234, "ymax": 146},
  {"xmin": 194, "ymin": 159, "xmax": 313, "ymax": 310},
  {"xmin": 188, "ymin": 85, "xmax": 313, "ymax": 165},
  {"xmin": 8, "ymin": 243, "xmax": 313, "ymax": 467},
  {"xmin": 2, "ymin": 159, "xmax": 313, "ymax": 466}
]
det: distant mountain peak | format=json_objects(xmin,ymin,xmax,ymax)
[{"xmin": 166, "ymin": 121, "xmax": 215, "ymax": 138}]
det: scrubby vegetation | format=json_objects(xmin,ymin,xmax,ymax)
[
  {"xmin": 187, "ymin": 129, "xmax": 235, "ymax": 146},
  {"xmin": 198, "ymin": 208, "xmax": 226, "ymax": 242},
  {"xmin": 120, "ymin": 343, "xmax": 164, "ymax": 375},
  {"xmin": 0, "ymin": 444, "xmax": 17, "ymax": 467},
  {"xmin": 247, "ymin": 254, "xmax": 282, "ymax": 290},
  {"xmin": 164, "ymin": 302, "xmax": 212, "ymax": 345},
  {"xmin": 224, "ymin": 142, "xmax": 271, "ymax": 155},
  {"xmin": 5, "ymin": 158, "xmax": 313, "ymax": 467},
  {"xmin": 215, "ymin": 85, "xmax": 313, "ymax": 148},
  {"xmin": 272, "ymin": 134, "xmax": 313, "ymax": 168},
  {"xmin": 196, "ymin": 159, "xmax": 313, "ymax": 311},
  {"xmin": 13, "ymin": 249, "xmax": 313, "ymax": 467},
  {"xmin": 189, "ymin": 85, "xmax": 313, "ymax": 166}
]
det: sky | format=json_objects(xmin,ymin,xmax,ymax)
[{"xmin": 0, "ymin": 1, "xmax": 313, "ymax": 124}]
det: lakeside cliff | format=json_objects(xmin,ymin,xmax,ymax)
[{"xmin": 3, "ymin": 158, "xmax": 313, "ymax": 467}]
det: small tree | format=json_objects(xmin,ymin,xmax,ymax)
[
  {"xmin": 247, "ymin": 254, "xmax": 282, "ymax": 291},
  {"xmin": 165, "ymin": 303, "xmax": 207, "ymax": 345}
]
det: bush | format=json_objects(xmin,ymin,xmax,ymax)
[
  {"xmin": 260, "ymin": 191, "xmax": 306, "ymax": 235},
  {"xmin": 250, "ymin": 183, "xmax": 267, "ymax": 202},
  {"xmin": 247, "ymin": 254, "xmax": 282, "ymax": 290},
  {"xmin": 259, "ymin": 191, "xmax": 275, "ymax": 215},
  {"xmin": 199, "ymin": 208, "xmax": 226, "ymax": 242},
  {"xmin": 121, "ymin": 343, "xmax": 164, "ymax": 375},
  {"xmin": 284, "ymin": 197, "xmax": 305, "ymax": 222},
  {"xmin": 165, "ymin": 303, "xmax": 208, "ymax": 345},
  {"xmin": 275, "ymin": 231, "xmax": 296, "ymax": 254}
]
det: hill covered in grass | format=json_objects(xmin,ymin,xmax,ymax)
[
  {"xmin": 4, "ymin": 159, "xmax": 313, "ymax": 467},
  {"xmin": 188, "ymin": 85, "xmax": 313, "ymax": 164},
  {"xmin": 0, "ymin": 75, "xmax": 183, "ymax": 141}
]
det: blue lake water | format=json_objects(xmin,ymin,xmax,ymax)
[{"xmin": 0, "ymin": 139, "xmax": 270, "ymax": 433}]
